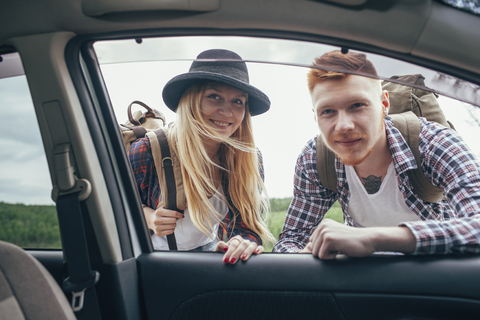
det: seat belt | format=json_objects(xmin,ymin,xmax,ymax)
[{"xmin": 56, "ymin": 191, "xmax": 102, "ymax": 320}]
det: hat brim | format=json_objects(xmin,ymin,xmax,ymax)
[{"xmin": 162, "ymin": 71, "xmax": 270, "ymax": 116}]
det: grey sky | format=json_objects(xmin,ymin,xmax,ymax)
[{"xmin": 0, "ymin": 75, "xmax": 53, "ymax": 205}]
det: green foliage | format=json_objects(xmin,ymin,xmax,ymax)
[
  {"xmin": 269, "ymin": 197, "xmax": 292, "ymax": 212},
  {"xmin": 0, "ymin": 197, "xmax": 344, "ymax": 252},
  {"xmin": 264, "ymin": 198, "xmax": 344, "ymax": 252},
  {"xmin": 0, "ymin": 202, "xmax": 61, "ymax": 248},
  {"xmin": 323, "ymin": 201, "xmax": 344, "ymax": 224}
]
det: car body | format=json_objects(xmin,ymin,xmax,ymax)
[{"xmin": 1, "ymin": 0, "xmax": 480, "ymax": 319}]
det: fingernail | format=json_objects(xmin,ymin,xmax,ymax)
[
  {"xmin": 223, "ymin": 257, "xmax": 229, "ymax": 264},
  {"xmin": 240, "ymin": 253, "xmax": 247, "ymax": 260},
  {"xmin": 224, "ymin": 246, "xmax": 228, "ymax": 252},
  {"xmin": 255, "ymin": 248, "xmax": 260, "ymax": 254},
  {"xmin": 230, "ymin": 257, "xmax": 236, "ymax": 264}
]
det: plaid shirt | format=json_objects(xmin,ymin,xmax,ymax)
[
  {"xmin": 128, "ymin": 137, "xmax": 262, "ymax": 245},
  {"xmin": 273, "ymin": 117, "xmax": 480, "ymax": 255}
]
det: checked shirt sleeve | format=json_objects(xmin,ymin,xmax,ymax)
[
  {"xmin": 401, "ymin": 120, "xmax": 480, "ymax": 255},
  {"xmin": 273, "ymin": 139, "xmax": 338, "ymax": 252},
  {"xmin": 128, "ymin": 138, "xmax": 161, "ymax": 209}
]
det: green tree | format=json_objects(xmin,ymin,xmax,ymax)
[{"xmin": 0, "ymin": 202, "xmax": 61, "ymax": 248}]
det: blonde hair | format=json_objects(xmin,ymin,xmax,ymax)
[{"xmin": 168, "ymin": 82, "xmax": 274, "ymax": 244}]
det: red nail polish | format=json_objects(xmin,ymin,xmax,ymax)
[
  {"xmin": 255, "ymin": 248, "xmax": 260, "ymax": 254},
  {"xmin": 224, "ymin": 246, "xmax": 228, "ymax": 252},
  {"xmin": 223, "ymin": 257, "xmax": 229, "ymax": 264},
  {"xmin": 230, "ymin": 257, "xmax": 236, "ymax": 264},
  {"xmin": 241, "ymin": 253, "xmax": 247, "ymax": 260}
]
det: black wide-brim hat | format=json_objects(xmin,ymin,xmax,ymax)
[{"xmin": 162, "ymin": 49, "xmax": 270, "ymax": 116}]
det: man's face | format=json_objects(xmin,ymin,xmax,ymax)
[{"xmin": 312, "ymin": 75, "xmax": 389, "ymax": 166}]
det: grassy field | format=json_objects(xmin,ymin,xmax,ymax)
[
  {"xmin": 1, "ymin": 198, "xmax": 343, "ymax": 251},
  {"xmin": 0, "ymin": 202, "xmax": 61, "ymax": 248},
  {"xmin": 264, "ymin": 200, "xmax": 344, "ymax": 252}
]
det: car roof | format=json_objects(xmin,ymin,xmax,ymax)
[{"xmin": 1, "ymin": 0, "xmax": 480, "ymax": 82}]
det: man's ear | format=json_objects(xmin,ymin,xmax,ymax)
[
  {"xmin": 382, "ymin": 90, "xmax": 390, "ymax": 116},
  {"xmin": 312, "ymin": 107, "xmax": 317, "ymax": 122}
]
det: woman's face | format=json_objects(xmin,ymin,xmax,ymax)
[{"xmin": 200, "ymin": 82, "xmax": 247, "ymax": 138}]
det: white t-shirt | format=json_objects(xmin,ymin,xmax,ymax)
[
  {"xmin": 151, "ymin": 186, "xmax": 229, "ymax": 251},
  {"xmin": 344, "ymin": 162, "xmax": 421, "ymax": 227}
]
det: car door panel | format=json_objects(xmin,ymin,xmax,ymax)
[
  {"xmin": 137, "ymin": 252, "xmax": 480, "ymax": 319},
  {"xmin": 336, "ymin": 293, "xmax": 480, "ymax": 320}
]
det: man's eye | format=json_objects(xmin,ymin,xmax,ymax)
[
  {"xmin": 321, "ymin": 109, "xmax": 334, "ymax": 115},
  {"xmin": 352, "ymin": 103, "xmax": 365, "ymax": 109}
]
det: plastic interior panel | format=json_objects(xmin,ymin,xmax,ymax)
[
  {"xmin": 335, "ymin": 293, "xmax": 480, "ymax": 320},
  {"xmin": 137, "ymin": 252, "xmax": 480, "ymax": 319}
]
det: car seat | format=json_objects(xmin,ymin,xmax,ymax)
[{"xmin": 0, "ymin": 240, "xmax": 76, "ymax": 320}]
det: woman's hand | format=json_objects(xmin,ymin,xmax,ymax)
[
  {"xmin": 215, "ymin": 236, "xmax": 264, "ymax": 265},
  {"xmin": 143, "ymin": 206, "xmax": 184, "ymax": 237}
]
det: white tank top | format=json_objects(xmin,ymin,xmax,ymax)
[
  {"xmin": 345, "ymin": 162, "xmax": 421, "ymax": 227},
  {"xmin": 151, "ymin": 186, "xmax": 229, "ymax": 250}
]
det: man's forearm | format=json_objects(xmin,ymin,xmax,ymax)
[{"xmin": 371, "ymin": 226, "xmax": 416, "ymax": 254}]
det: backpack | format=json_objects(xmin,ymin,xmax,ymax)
[
  {"xmin": 120, "ymin": 100, "xmax": 166, "ymax": 152},
  {"xmin": 316, "ymin": 74, "xmax": 454, "ymax": 203},
  {"xmin": 121, "ymin": 101, "xmax": 183, "ymax": 250}
]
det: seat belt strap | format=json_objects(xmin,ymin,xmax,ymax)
[{"xmin": 56, "ymin": 192, "xmax": 102, "ymax": 319}]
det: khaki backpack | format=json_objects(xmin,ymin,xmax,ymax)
[
  {"xmin": 120, "ymin": 100, "xmax": 166, "ymax": 152},
  {"xmin": 121, "ymin": 101, "xmax": 183, "ymax": 249},
  {"xmin": 316, "ymin": 74, "xmax": 454, "ymax": 203}
]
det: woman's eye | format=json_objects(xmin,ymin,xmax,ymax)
[
  {"xmin": 234, "ymin": 99, "xmax": 245, "ymax": 105},
  {"xmin": 208, "ymin": 94, "xmax": 220, "ymax": 100}
]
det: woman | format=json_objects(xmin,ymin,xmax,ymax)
[{"xmin": 129, "ymin": 49, "xmax": 274, "ymax": 264}]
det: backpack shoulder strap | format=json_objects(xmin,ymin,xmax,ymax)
[
  {"xmin": 146, "ymin": 128, "xmax": 185, "ymax": 250},
  {"xmin": 315, "ymin": 135, "xmax": 337, "ymax": 193},
  {"xmin": 389, "ymin": 111, "xmax": 444, "ymax": 203}
]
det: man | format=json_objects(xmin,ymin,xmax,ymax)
[{"xmin": 273, "ymin": 50, "xmax": 480, "ymax": 258}]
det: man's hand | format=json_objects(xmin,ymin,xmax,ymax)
[{"xmin": 305, "ymin": 219, "xmax": 416, "ymax": 259}]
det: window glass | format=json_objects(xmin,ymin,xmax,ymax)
[
  {"xmin": 0, "ymin": 52, "xmax": 60, "ymax": 249},
  {"xmin": 93, "ymin": 36, "xmax": 480, "ymax": 251}
]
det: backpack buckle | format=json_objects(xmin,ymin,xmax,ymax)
[{"xmin": 162, "ymin": 157, "xmax": 173, "ymax": 168}]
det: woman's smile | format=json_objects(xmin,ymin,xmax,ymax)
[{"xmin": 210, "ymin": 119, "xmax": 232, "ymax": 128}]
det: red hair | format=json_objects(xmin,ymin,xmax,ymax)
[{"xmin": 307, "ymin": 50, "xmax": 378, "ymax": 93}]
